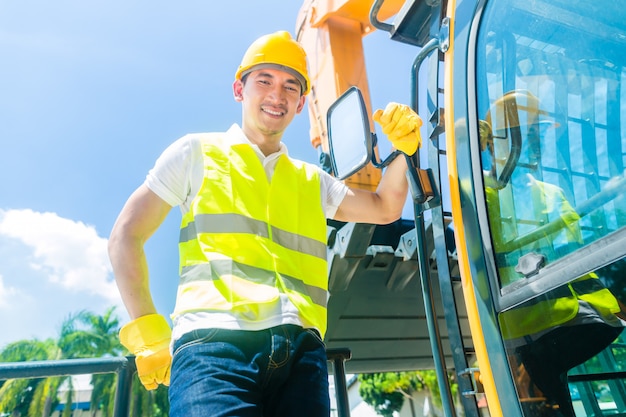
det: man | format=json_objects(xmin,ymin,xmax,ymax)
[{"xmin": 108, "ymin": 31, "xmax": 422, "ymax": 417}]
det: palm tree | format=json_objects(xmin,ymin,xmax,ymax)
[
  {"xmin": 0, "ymin": 307, "xmax": 170, "ymax": 416},
  {"xmin": 129, "ymin": 382, "xmax": 169, "ymax": 417},
  {"xmin": 0, "ymin": 307, "xmax": 124, "ymax": 416},
  {"xmin": 0, "ymin": 338, "xmax": 64, "ymax": 416},
  {"xmin": 56, "ymin": 307, "xmax": 124, "ymax": 416},
  {"xmin": 58, "ymin": 307, "xmax": 122, "ymax": 357}
]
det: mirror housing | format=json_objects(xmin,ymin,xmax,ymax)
[{"xmin": 327, "ymin": 86, "xmax": 373, "ymax": 180}]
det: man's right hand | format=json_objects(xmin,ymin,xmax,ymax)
[{"xmin": 119, "ymin": 314, "xmax": 172, "ymax": 390}]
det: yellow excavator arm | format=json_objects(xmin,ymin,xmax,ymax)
[{"xmin": 295, "ymin": 0, "xmax": 404, "ymax": 191}]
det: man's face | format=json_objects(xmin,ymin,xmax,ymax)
[{"xmin": 233, "ymin": 67, "xmax": 306, "ymax": 141}]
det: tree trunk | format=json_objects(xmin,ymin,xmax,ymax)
[{"xmin": 42, "ymin": 395, "xmax": 53, "ymax": 417}]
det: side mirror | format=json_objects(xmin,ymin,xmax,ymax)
[
  {"xmin": 326, "ymin": 86, "xmax": 437, "ymax": 206},
  {"xmin": 327, "ymin": 86, "xmax": 403, "ymax": 179},
  {"xmin": 327, "ymin": 86, "xmax": 373, "ymax": 180}
]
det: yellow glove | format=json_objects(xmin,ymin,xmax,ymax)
[
  {"xmin": 119, "ymin": 314, "xmax": 172, "ymax": 390},
  {"xmin": 373, "ymin": 102, "xmax": 423, "ymax": 156}
]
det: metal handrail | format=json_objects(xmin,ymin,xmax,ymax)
[
  {"xmin": 0, "ymin": 356, "xmax": 136, "ymax": 417},
  {"xmin": 1, "ymin": 352, "xmax": 353, "ymax": 416}
]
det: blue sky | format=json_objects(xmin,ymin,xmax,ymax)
[{"xmin": 0, "ymin": 1, "xmax": 417, "ymax": 349}]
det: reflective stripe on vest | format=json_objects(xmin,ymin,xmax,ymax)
[
  {"xmin": 173, "ymin": 136, "xmax": 329, "ymax": 335},
  {"xmin": 499, "ymin": 274, "xmax": 620, "ymax": 340},
  {"xmin": 180, "ymin": 213, "xmax": 327, "ymax": 260}
]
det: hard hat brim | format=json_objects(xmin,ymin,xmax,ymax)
[{"xmin": 239, "ymin": 63, "xmax": 308, "ymax": 96}]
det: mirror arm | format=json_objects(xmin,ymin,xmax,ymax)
[{"xmin": 371, "ymin": 133, "xmax": 404, "ymax": 169}]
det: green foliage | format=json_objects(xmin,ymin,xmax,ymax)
[
  {"xmin": 358, "ymin": 370, "xmax": 458, "ymax": 416},
  {"xmin": 358, "ymin": 373, "xmax": 410, "ymax": 417},
  {"xmin": 0, "ymin": 338, "xmax": 62, "ymax": 416},
  {"xmin": 61, "ymin": 378, "xmax": 73, "ymax": 417},
  {"xmin": 128, "ymin": 379, "xmax": 169, "ymax": 417},
  {"xmin": 0, "ymin": 306, "xmax": 172, "ymax": 417}
]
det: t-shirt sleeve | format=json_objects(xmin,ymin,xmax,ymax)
[
  {"xmin": 144, "ymin": 135, "xmax": 195, "ymax": 208},
  {"xmin": 319, "ymin": 169, "xmax": 349, "ymax": 219}
]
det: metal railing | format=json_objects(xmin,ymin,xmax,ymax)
[
  {"xmin": 0, "ymin": 350, "xmax": 353, "ymax": 417},
  {"xmin": 0, "ymin": 356, "xmax": 136, "ymax": 417}
]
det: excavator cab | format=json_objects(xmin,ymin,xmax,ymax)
[{"xmin": 300, "ymin": 0, "xmax": 626, "ymax": 415}]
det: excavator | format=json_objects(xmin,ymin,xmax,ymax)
[
  {"xmin": 2, "ymin": 2, "xmax": 625, "ymax": 416},
  {"xmin": 296, "ymin": 1, "xmax": 626, "ymax": 416}
]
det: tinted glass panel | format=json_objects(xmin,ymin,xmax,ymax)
[
  {"xmin": 476, "ymin": 0, "xmax": 626, "ymax": 290},
  {"xmin": 476, "ymin": 0, "xmax": 626, "ymax": 415}
]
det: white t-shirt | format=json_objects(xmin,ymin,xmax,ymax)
[{"xmin": 144, "ymin": 124, "xmax": 349, "ymax": 342}]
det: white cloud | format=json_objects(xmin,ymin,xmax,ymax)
[
  {"xmin": 0, "ymin": 209, "xmax": 125, "ymax": 348},
  {"xmin": 0, "ymin": 208, "xmax": 118, "ymax": 302}
]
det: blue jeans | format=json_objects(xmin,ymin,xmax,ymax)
[{"xmin": 169, "ymin": 324, "xmax": 330, "ymax": 417}]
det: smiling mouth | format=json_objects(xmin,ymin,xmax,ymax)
[{"xmin": 262, "ymin": 106, "xmax": 285, "ymax": 117}]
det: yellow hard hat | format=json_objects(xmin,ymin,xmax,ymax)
[
  {"xmin": 235, "ymin": 31, "xmax": 310, "ymax": 95},
  {"xmin": 486, "ymin": 90, "xmax": 556, "ymax": 132},
  {"xmin": 481, "ymin": 90, "xmax": 557, "ymax": 188}
]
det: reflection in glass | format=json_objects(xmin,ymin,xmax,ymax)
[
  {"xmin": 476, "ymin": 0, "xmax": 626, "ymax": 290},
  {"xmin": 498, "ymin": 260, "xmax": 626, "ymax": 417}
]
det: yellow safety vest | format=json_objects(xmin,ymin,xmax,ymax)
[
  {"xmin": 172, "ymin": 135, "xmax": 329, "ymax": 336},
  {"xmin": 499, "ymin": 274, "xmax": 620, "ymax": 340},
  {"xmin": 485, "ymin": 182, "xmax": 620, "ymax": 340}
]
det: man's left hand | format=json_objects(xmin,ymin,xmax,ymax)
[{"xmin": 373, "ymin": 103, "xmax": 423, "ymax": 156}]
